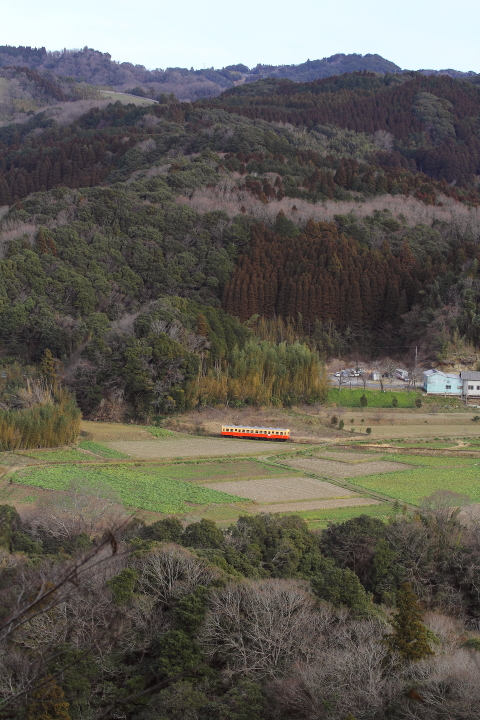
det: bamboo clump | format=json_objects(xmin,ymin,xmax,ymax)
[
  {"xmin": 189, "ymin": 339, "xmax": 328, "ymax": 407},
  {"xmin": 0, "ymin": 388, "xmax": 81, "ymax": 451}
]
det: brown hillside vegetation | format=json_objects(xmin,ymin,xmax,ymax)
[{"xmin": 223, "ymin": 220, "xmax": 434, "ymax": 330}]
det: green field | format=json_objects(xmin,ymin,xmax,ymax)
[
  {"xmin": 348, "ymin": 463, "xmax": 480, "ymax": 505},
  {"xmin": 13, "ymin": 464, "xmax": 248, "ymax": 513}
]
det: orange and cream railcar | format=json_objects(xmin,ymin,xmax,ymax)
[{"xmin": 221, "ymin": 425, "xmax": 290, "ymax": 441}]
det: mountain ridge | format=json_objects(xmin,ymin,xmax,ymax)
[{"xmin": 0, "ymin": 45, "xmax": 478, "ymax": 102}]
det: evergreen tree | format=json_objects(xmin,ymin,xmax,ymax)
[{"xmin": 385, "ymin": 582, "xmax": 433, "ymax": 661}]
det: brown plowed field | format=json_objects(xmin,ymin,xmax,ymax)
[
  {"xmin": 202, "ymin": 476, "xmax": 358, "ymax": 502},
  {"xmin": 281, "ymin": 457, "xmax": 413, "ymax": 478},
  {"xmin": 252, "ymin": 498, "xmax": 383, "ymax": 513}
]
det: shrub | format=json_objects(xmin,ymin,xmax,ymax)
[
  {"xmin": 331, "ymin": 415, "xmax": 338, "ymax": 425},
  {"xmin": 415, "ymin": 397, "xmax": 422, "ymax": 408},
  {"xmin": 366, "ymin": 427, "xmax": 372, "ymax": 435},
  {"xmin": 339, "ymin": 420, "xmax": 345, "ymax": 429}
]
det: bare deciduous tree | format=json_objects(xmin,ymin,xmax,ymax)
[
  {"xmin": 139, "ymin": 544, "xmax": 219, "ymax": 603},
  {"xmin": 201, "ymin": 579, "xmax": 324, "ymax": 677},
  {"xmin": 269, "ymin": 619, "xmax": 397, "ymax": 720}
]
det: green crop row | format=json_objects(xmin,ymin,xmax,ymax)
[
  {"xmin": 13, "ymin": 464, "xmax": 248, "ymax": 514},
  {"xmin": 79, "ymin": 441, "xmax": 129, "ymax": 458}
]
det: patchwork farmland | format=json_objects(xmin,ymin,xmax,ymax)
[{"xmin": 3, "ymin": 419, "xmax": 480, "ymax": 528}]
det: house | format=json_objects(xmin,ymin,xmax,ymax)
[
  {"xmin": 422, "ymin": 369, "xmax": 462, "ymax": 395},
  {"xmin": 460, "ymin": 371, "xmax": 480, "ymax": 399}
]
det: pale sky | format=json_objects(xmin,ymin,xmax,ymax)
[{"xmin": 3, "ymin": 0, "xmax": 480, "ymax": 73}]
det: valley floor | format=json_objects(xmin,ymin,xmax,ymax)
[{"xmin": 2, "ymin": 408, "xmax": 480, "ymax": 529}]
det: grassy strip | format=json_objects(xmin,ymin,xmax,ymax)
[
  {"xmin": 13, "ymin": 464, "xmax": 248, "ymax": 514},
  {"xmin": 79, "ymin": 441, "xmax": 128, "ymax": 458},
  {"xmin": 327, "ymin": 388, "xmax": 421, "ymax": 408}
]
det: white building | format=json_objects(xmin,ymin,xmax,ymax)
[{"xmin": 460, "ymin": 371, "xmax": 480, "ymax": 399}]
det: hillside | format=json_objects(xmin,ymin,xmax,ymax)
[{"xmin": 1, "ymin": 69, "xmax": 480, "ymax": 418}]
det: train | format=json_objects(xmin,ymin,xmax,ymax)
[{"xmin": 221, "ymin": 425, "xmax": 290, "ymax": 441}]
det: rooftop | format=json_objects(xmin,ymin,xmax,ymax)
[
  {"xmin": 423, "ymin": 369, "xmax": 460, "ymax": 379},
  {"xmin": 460, "ymin": 371, "xmax": 480, "ymax": 381}
]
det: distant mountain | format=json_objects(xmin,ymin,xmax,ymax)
[
  {"xmin": 0, "ymin": 46, "xmax": 478, "ymax": 101},
  {"xmin": 248, "ymin": 54, "xmax": 402, "ymax": 82}
]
